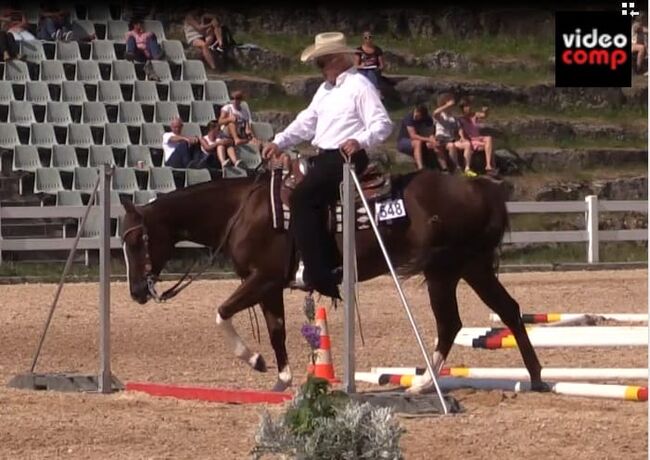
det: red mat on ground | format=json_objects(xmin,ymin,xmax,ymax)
[{"xmin": 126, "ymin": 381, "xmax": 294, "ymax": 404}]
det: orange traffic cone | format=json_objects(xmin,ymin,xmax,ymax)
[{"xmin": 307, "ymin": 306, "xmax": 339, "ymax": 383}]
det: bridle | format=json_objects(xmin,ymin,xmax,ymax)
[{"xmin": 121, "ymin": 172, "xmax": 266, "ymax": 303}]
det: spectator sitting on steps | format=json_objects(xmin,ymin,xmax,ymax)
[
  {"xmin": 125, "ymin": 16, "xmax": 164, "ymax": 63},
  {"xmin": 183, "ymin": 8, "xmax": 221, "ymax": 70},
  {"xmin": 632, "ymin": 13, "xmax": 648, "ymax": 76},
  {"xmin": 199, "ymin": 120, "xmax": 243, "ymax": 172},
  {"xmin": 218, "ymin": 90, "xmax": 259, "ymax": 150},
  {"xmin": 162, "ymin": 117, "xmax": 203, "ymax": 169},
  {"xmin": 458, "ymin": 99, "xmax": 498, "ymax": 176},
  {"xmin": 432, "ymin": 93, "xmax": 476, "ymax": 177},
  {"xmin": 396, "ymin": 104, "xmax": 438, "ymax": 171}
]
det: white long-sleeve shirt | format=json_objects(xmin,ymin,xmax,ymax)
[{"xmin": 272, "ymin": 67, "xmax": 393, "ymax": 151}]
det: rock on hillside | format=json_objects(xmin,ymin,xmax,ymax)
[
  {"xmin": 516, "ymin": 148, "xmax": 648, "ymax": 172},
  {"xmin": 485, "ymin": 118, "xmax": 645, "ymax": 142},
  {"xmin": 535, "ymin": 176, "xmax": 648, "ymax": 201}
]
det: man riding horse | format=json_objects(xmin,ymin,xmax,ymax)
[{"xmin": 262, "ymin": 32, "xmax": 393, "ymax": 300}]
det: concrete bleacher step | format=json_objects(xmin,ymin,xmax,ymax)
[{"xmin": 1, "ymin": 220, "xmax": 66, "ymax": 239}]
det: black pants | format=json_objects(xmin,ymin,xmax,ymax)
[
  {"xmin": 0, "ymin": 31, "xmax": 18, "ymax": 59},
  {"xmin": 289, "ymin": 149, "xmax": 368, "ymax": 298}
]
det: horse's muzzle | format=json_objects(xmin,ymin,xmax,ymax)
[{"xmin": 131, "ymin": 280, "xmax": 150, "ymax": 305}]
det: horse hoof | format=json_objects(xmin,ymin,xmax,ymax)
[
  {"xmin": 252, "ymin": 354, "xmax": 267, "ymax": 373},
  {"xmin": 271, "ymin": 380, "xmax": 292, "ymax": 392},
  {"xmin": 531, "ymin": 381, "xmax": 551, "ymax": 393}
]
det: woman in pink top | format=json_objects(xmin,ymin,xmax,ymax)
[
  {"xmin": 458, "ymin": 100, "xmax": 497, "ymax": 176},
  {"xmin": 124, "ymin": 17, "xmax": 163, "ymax": 62}
]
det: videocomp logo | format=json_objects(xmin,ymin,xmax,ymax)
[{"xmin": 555, "ymin": 12, "xmax": 631, "ymax": 87}]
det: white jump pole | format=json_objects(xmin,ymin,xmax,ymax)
[
  {"xmin": 489, "ymin": 313, "xmax": 648, "ymax": 324},
  {"xmin": 437, "ymin": 378, "xmax": 648, "ymax": 402},
  {"xmin": 458, "ymin": 326, "xmax": 648, "ymax": 337},
  {"xmin": 368, "ymin": 367, "xmax": 649, "ymax": 381}
]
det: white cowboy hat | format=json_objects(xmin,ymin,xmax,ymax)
[{"xmin": 300, "ymin": 32, "xmax": 357, "ymax": 62}]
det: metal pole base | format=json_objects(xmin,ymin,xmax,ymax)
[
  {"xmin": 8, "ymin": 373, "xmax": 123, "ymax": 393},
  {"xmin": 349, "ymin": 390, "xmax": 462, "ymax": 416}
]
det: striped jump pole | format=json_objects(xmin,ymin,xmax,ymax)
[
  {"xmin": 489, "ymin": 313, "xmax": 648, "ymax": 324},
  {"xmin": 438, "ymin": 378, "xmax": 648, "ymax": 402},
  {"xmin": 366, "ymin": 367, "xmax": 648, "ymax": 381},
  {"xmin": 458, "ymin": 326, "xmax": 647, "ymax": 337}
]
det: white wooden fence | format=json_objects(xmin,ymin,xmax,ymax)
[{"xmin": 0, "ymin": 195, "xmax": 646, "ymax": 264}]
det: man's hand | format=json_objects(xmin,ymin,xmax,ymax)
[
  {"xmin": 340, "ymin": 139, "xmax": 361, "ymax": 156},
  {"xmin": 262, "ymin": 142, "xmax": 282, "ymax": 159},
  {"xmin": 446, "ymin": 99, "xmax": 456, "ymax": 108}
]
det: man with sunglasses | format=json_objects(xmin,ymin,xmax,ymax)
[{"xmin": 262, "ymin": 32, "xmax": 393, "ymax": 300}]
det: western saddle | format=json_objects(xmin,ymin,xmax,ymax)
[{"xmin": 279, "ymin": 155, "xmax": 391, "ymax": 208}]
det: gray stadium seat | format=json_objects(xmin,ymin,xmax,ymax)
[
  {"xmin": 20, "ymin": 40, "xmax": 47, "ymax": 63},
  {"xmin": 204, "ymin": 80, "xmax": 230, "ymax": 105},
  {"xmin": 56, "ymin": 190, "xmax": 84, "ymax": 206},
  {"xmin": 161, "ymin": 40, "xmax": 186, "ymax": 64},
  {"xmin": 181, "ymin": 122, "xmax": 201, "ymax": 138},
  {"xmin": 76, "ymin": 60, "xmax": 102, "ymax": 83},
  {"xmin": 0, "ymin": 124, "xmax": 21, "ymax": 150},
  {"xmin": 148, "ymin": 60, "xmax": 172, "ymax": 83},
  {"xmin": 126, "ymin": 145, "xmax": 154, "ymax": 168},
  {"xmin": 134, "ymin": 80, "xmax": 160, "ymax": 104},
  {"xmin": 104, "ymin": 123, "xmax": 131, "ymax": 149},
  {"xmin": 89, "ymin": 145, "xmax": 116, "ymax": 167},
  {"xmin": 73, "ymin": 166, "xmax": 100, "ymax": 194},
  {"xmin": 13, "ymin": 145, "xmax": 43, "ymax": 173},
  {"xmin": 98, "ymin": 80, "xmax": 124, "ymax": 104},
  {"xmin": 10, "ymin": 101, "xmax": 36, "ymax": 126},
  {"xmin": 30, "ymin": 123, "xmax": 58, "ymax": 148},
  {"xmin": 55, "ymin": 40, "xmax": 82, "ymax": 63},
  {"xmin": 251, "ymin": 121, "xmax": 274, "ymax": 142},
  {"xmin": 148, "ymin": 167, "xmax": 176, "ymax": 193},
  {"xmin": 72, "ymin": 20, "xmax": 97, "ymax": 40},
  {"xmin": 5, "ymin": 60, "xmax": 30, "ymax": 84},
  {"xmin": 93, "ymin": 40, "xmax": 118, "ymax": 63},
  {"xmin": 112, "ymin": 60, "xmax": 137, "ymax": 83},
  {"xmin": 107, "ymin": 20, "xmax": 128, "ymax": 42},
  {"xmin": 0, "ymin": 81, "xmax": 14, "ymax": 122},
  {"xmin": 61, "ymin": 81, "xmax": 88, "ymax": 104},
  {"xmin": 46, "ymin": 102, "xmax": 73, "ymax": 126},
  {"xmin": 222, "ymin": 166, "xmax": 248, "ymax": 178},
  {"xmin": 68, "ymin": 123, "xmax": 96, "ymax": 148},
  {"xmin": 140, "ymin": 123, "xmax": 163, "ymax": 147},
  {"xmin": 182, "ymin": 60, "xmax": 207, "ymax": 84},
  {"xmin": 52, "ymin": 145, "xmax": 80, "ymax": 172},
  {"xmin": 185, "ymin": 168, "xmax": 211, "ymax": 187},
  {"xmin": 82, "ymin": 102, "xmax": 109, "ymax": 125},
  {"xmin": 118, "ymin": 101, "xmax": 145, "ymax": 125},
  {"xmin": 26, "ymin": 82, "xmax": 51, "ymax": 105},
  {"xmin": 236, "ymin": 144, "xmax": 262, "ymax": 170},
  {"xmin": 169, "ymin": 81, "xmax": 194, "ymax": 104},
  {"xmin": 112, "ymin": 167, "xmax": 140, "ymax": 195},
  {"xmin": 154, "ymin": 101, "xmax": 180, "ymax": 124},
  {"xmin": 34, "ymin": 167, "xmax": 65, "ymax": 196},
  {"xmin": 143, "ymin": 20, "xmax": 166, "ymax": 41},
  {"xmin": 94, "ymin": 190, "xmax": 122, "ymax": 207},
  {"xmin": 190, "ymin": 101, "xmax": 216, "ymax": 125},
  {"xmin": 134, "ymin": 189, "xmax": 157, "ymax": 205}
]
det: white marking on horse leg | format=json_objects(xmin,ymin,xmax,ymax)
[
  {"xmin": 216, "ymin": 312, "xmax": 254, "ymax": 364},
  {"xmin": 122, "ymin": 243, "xmax": 131, "ymax": 287},
  {"xmin": 432, "ymin": 350, "xmax": 445, "ymax": 374},
  {"xmin": 279, "ymin": 364, "xmax": 292, "ymax": 384},
  {"xmin": 406, "ymin": 352, "xmax": 446, "ymax": 395}
]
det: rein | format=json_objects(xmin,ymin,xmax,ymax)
[{"xmin": 123, "ymin": 173, "xmax": 266, "ymax": 303}]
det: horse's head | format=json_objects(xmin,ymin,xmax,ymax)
[{"xmin": 121, "ymin": 200, "xmax": 174, "ymax": 304}]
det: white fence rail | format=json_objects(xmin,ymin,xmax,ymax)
[{"xmin": 0, "ymin": 195, "xmax": 646, "ymax": 264}]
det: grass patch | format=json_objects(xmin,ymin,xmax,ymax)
[
  {"xmin": 249, "ymin": 93, "xmax": 308, "ymax": 112},
  {"xmin": 491, "ymin": 103, "xmax": 648, "ymax": 127},
  {"xmin": 505, "ymin": 135, "xmax": 648, "ymax": 150}
]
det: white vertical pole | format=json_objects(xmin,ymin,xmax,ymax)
[
  {"xmin": 342, "ymin": 162, "xmax": 356, "ymax": 394},
  {"xmin": 98, "ymin": 164, "xmax": 112, "ymax": 393},
  {"xmin": 586, "ymin": 195, "xmax": 599, "ymax": 264}
]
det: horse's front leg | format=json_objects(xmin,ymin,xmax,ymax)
[
  {"xmin": 216, "ymin": 270, "xmax": 275, "ymax": 372},
  {"xmin": 259, "ymin": 287, "xmax": 292, "ymax": 392}
]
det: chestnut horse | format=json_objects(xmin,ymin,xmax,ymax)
[{"xmin": 120, "ymin": 169, "xmax": 545, "ymax": 393}]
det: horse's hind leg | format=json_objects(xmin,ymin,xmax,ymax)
[
  {"xmin": 462, "ymin": 254, "xmax": 546, "ymax": 391},
  {"xmin": 407, "ymin": 269, "xmax": 461, "ymax": 394},
  {"xmin": 216, "ymin": 270, "xmax": 276, "ymax": 373},
  {"xmin": 259, "ymin": 287, "xmax": 292, "ymax": 392}
]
